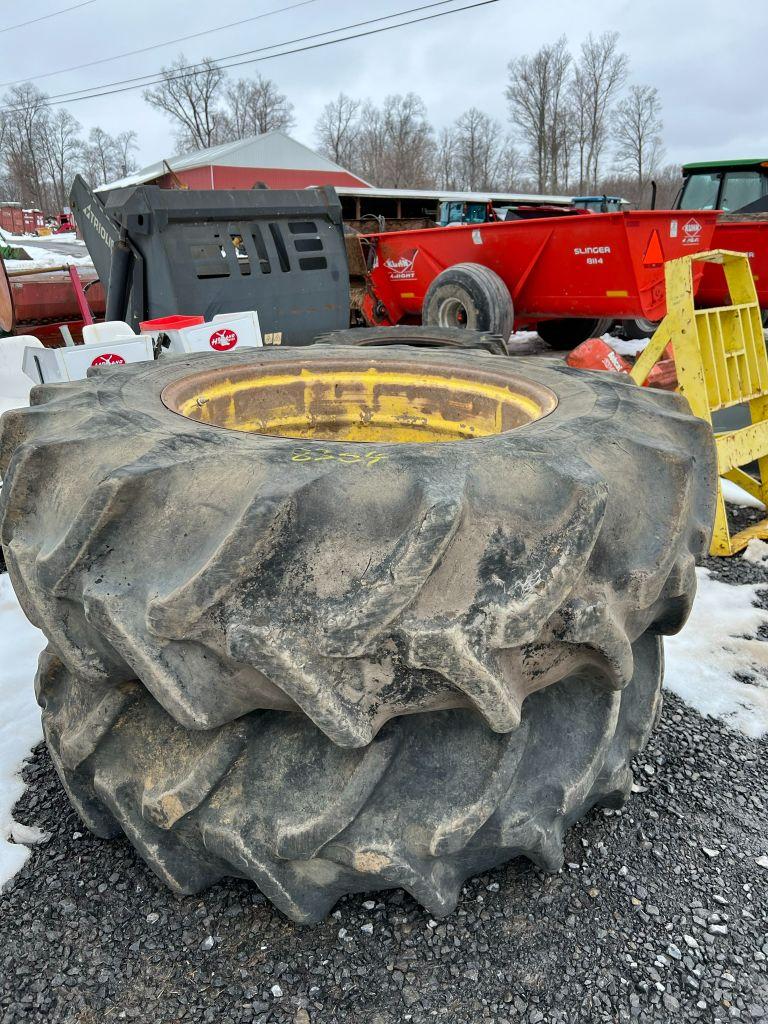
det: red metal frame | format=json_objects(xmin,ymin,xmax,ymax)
[
  {"xmin": 361, "ymin": 211, "xmax": 721, "ymax": 329},
  {"xmin": 695, "ymin": 220, "xmax": 768, "ymax": 308}
]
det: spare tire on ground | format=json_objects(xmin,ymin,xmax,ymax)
[
  {"xmin": 313, "ymin": 325, "xmax": 509, "ymax": 355},
  {"xmin": 0, "ymin": 334, "xmax": 716, "ymax": 921}
]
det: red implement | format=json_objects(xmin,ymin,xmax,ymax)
[
  {"xmin": 361, "ymin": 211, "xmax": 719, "ymax": 329},
  {"xmin": 696, "ymin": 219, "xmax": 768, "ymax": 308},
  {"xmin": 566, "ymin": 337, "xmax": 678, "ymax": 390},
  {"xmin": 0, "ymin": 260, "xmax": 105, "ymax": 343}
]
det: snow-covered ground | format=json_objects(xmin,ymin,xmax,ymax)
[
  {"xmin": 665, "ymin": 565, "xmax": 768, "ymax": 739},
  {"xmin": 3, "ymin": 243, "xmax": 92, "ymax": 273},
  {"xmin": 0, "ymin": 228, "xmax": 77, "ymax": 245},
  {"xmin": 0, "ymin": 575, "xmax": 46, "ymax": 886}
]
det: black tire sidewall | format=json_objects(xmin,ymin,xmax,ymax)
[{"xmin": 423, "ymin": 264, "xmax": 513, "ymax": 338}]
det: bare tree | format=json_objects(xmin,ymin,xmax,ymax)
[
  {"xmin": 143, "ymin": 54, "xmax": 225, "ymax": 151},
  {"xmin": 353, "ymin": 94, "xmax": 434, "ymax": 188},
  {"xmin": 613, "ymin": 84, "xmax": 664, "ymax": 204},
  {"xmin": 112, "ymin": 130, "xmax": 139, "ymax": 178},
  {"xmin": 452, "ymin": 108, "xmax": 509, "ymax": 191},
  {"xmin": 224, "ymin": 75, "xmax": 295, "ymax": 138},
  {"xmin": 573, "ymin": 32, "xmax": 628, "ymax": 189},
  {"xmin": 81, "ymin": 126, "xmax": 139, "ymax": 186},
  {"xmin": 379, "ymin": 93, "xmax": 435, "ymax": 188},
  {"xmin": 83, "ymin": 127, "xmax": 115, "ymax": 185},
  {"xmin": 2, "ymin": 83, "xmax": 50, "ymax": 207},
  {"xmin": 354, "ymin": 102, "xmax": 386, "ymax": 185},
  {"xmin": 314, "ymin": 93, "xmax": 360, "ymax": 167},
  {"xmin": 434, "ymin": 125, "xmax": 458, "ymax": 190},
  {"xmin": 506, "ymin": 37, "xmax": 571, "ymax": 191},
  {"xmin": 41, "ymin": 108, "xmax": 81, "ymax": 210}
]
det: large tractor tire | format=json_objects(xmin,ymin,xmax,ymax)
[
  {"xmin": 36, "ymin": 631, "xmax": 662, "ymax": 923},
  {"xmin": 536, "ymin": 317, "xmax": 614, "ymax": 350},
  {"xmin": 0, "ymin": 339, "xmax": 715, "ymax": 920},
  {"xmin": 422, "ymin": 263, "xmax": 514, "ymax": 340}
]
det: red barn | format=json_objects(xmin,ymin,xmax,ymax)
[{"xmin": 98, "ymin": 131, "xmax": 370, "ymax": 193}]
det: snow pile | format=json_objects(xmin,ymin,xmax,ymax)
[
  {"xmin": 3, "ymin": 244, "xmax": 91, "ymax": 273},
  {"xmin": 611, "ymin": 335, "xmax": 651, "ymax": 357},
  {"xmin": 0, "ymin": 574, "xmax": 46, "ymax": 886},
  {"xmin": 720, "ymin": 478, "xmax": 766, "ymax": 510},
  {"xmin": 664, "ymin": 567, "xmax": 768, "ymax": 738},
  {"xmin": 743, "ymin": 539, "xmax": 768, "ymax": 565}
]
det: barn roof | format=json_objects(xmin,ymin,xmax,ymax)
[{"xmin": 97, "ymin": 130, "xmax": 371, "ymax": 192}]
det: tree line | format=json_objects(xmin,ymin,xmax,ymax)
[
  {"xmin": 0, "ymin": 32, "xmax": 677, "ymax": 215},
  {"xmin": 315, "ymin": 32, "xmax": 671, "ymax": 206},
  {"xmin": 0, "ymin": 84, "xmax": 138, "ymax": 213}
]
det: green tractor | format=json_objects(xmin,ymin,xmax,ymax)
[
  {"xmin": 674, "ymin": 158, "xmax": 768, "ymax": 213},
  {"xmin": 622, "ymin": 159, "xmax": 768, "ymax": 340}
]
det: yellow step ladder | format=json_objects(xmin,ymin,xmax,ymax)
[{"xmin": 630, "ymin": 249, "xmax": 768, "ymax": 556}]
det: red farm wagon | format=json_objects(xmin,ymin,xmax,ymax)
[{"xmin": 357, "ymin": 210, "xmax": 721, "ymax": 348}]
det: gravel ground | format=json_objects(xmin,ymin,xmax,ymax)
[{"xmin": 1, "ymin": 504, "xmax": 767, "ymax": 1024}]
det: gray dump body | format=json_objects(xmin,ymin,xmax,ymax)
[{"xmin": 70, "ymin": 176, "xmax": 350, "ymax": 345}]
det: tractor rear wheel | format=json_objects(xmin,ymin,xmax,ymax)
[
  {"xmin": 536, "ymin": 317, "xmax": 613, "ymax": 350},
  {"xmin": 422, "ymin": 263, "xmax": 514, "ymax": 340}
]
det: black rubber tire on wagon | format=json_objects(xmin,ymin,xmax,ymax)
[
  {"xmin": 536, "ymin": 317, "xmax": 614, "ymax": 350},
  {"xmin": 313, "ymin": 325, "xmax": 509, "ymax": 355},
  {"xmin": 621, "ymin": 318, "xmax": 660, "ymax": 341},
  {"xmin": 422, "ymin": 262, "xmax": 515, "ymax": 341},
  {"xmin": 0, "ymin": 332, "xmax": 715, "ymax": 919}
]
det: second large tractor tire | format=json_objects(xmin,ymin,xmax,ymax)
[{"xmin": 36, "ymin": 629, "xmax": 663, "ymax": 923}]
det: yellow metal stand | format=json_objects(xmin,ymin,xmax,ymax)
[{"xmin": 630, "ymin": 249, "xmax": 768, "ymax": 556}]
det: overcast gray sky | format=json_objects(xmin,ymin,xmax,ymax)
[{"xmin": 2, "ymin": 0, "xmax": 767, "ymax": 171}]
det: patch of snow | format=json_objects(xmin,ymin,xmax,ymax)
[
  {"xmin": 0, "ymin": 344, "xmax": 47, "ymax": 887},
  {"xmin": 664, "ymin": 567, "xmax": 768, "ymax": 738},
  {"xmin": 743, "ymin": 539, "xmax": 768, "ymax": 565},
  {"xmin": 611, "ymin": 335, "xmax": 650, "ymax": 357},
  {"xmin": 720, "ymin": 478, "xmax": 766, "ymax": 510},
  {"xmin": 0, "ymin": 229, "xmax": 40, "ymax": 243},
  {"xmin": 4, "ymin": 245, "xmax": 91, "ymax": 273},
  {"xmin": 0, "ymin": 573, "xmax": 45, "ymax": 887}
]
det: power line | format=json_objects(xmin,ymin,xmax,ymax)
[
  {"xmin": 1, "ymin": 0, "xmax": 320, "ymax": 89},
  {"xmin": 0, "ymin": 0, "xmax": 95, "ymax": 34},
  {"xmin": 4, "ymin": 0, "xmax": 467, "ymax": 109},
  {"xmin": 20, "ymin": 0, "xmax": 462, "ymax": 104}
]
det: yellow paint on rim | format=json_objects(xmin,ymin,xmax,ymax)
[{"xmin": 163, "ymin": 361, "xmax": 557, "ymax": 444}]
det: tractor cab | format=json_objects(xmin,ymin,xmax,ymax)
[
  {"xmin": 675, "ymin": 159, "xmax": 768, "ymax": 213},
  {"xmin": 438, "ymin": 200, "xmax": 499, "ymax": 226},
  {"xmin": 571, "ymin": 195, "xmax": 630, "ymax": 213}
]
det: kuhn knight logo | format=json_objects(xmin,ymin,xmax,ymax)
[
  {"xmin": 384, "ymin": 249, "xmax": 418, "ymax": 280},
  {"xmin": 682, "ymin": 218, "xmax": 702, "ymax": 246}
]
